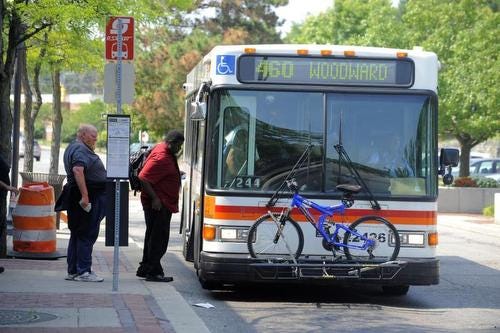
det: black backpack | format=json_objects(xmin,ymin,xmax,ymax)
[{"xmin": 129, "ymin": 145, "xmax": 154, "ymax": 195}]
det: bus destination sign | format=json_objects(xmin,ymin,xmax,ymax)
[{"xmin": 238, "ymin": 55, "xmax": 414, "ymax": 87}]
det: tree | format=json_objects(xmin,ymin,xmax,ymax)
[
  {"xmin": 0, "ymin": 1, "xmax": 51, "ymax": 258},
  {"xmin": 194, "ymin": 0, "xmax": 287, "ymax": 44},
  {"xmin": 21, "ymin": 31, "xmax": 48, "ymax": 173},
  {"xmin": 134, "ymin": 28, "xmax": 214, "ymax": 135},
  {"xmin": 402, "ymin": 0, "xmax": 499, "ymax": 176},
  {"xmin": 286, "ymin": 0, "xmax": 396, "ymax": 45},
  {"xmin": 132, "ymin": 0, "xmax": 288, "ymax": 138}
]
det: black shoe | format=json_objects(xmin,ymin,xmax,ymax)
[
  {"xmin": 145, "ymin": 274, "xmax": 173, "ymax": 282},
  {"xmin": 136, "ymin": 266, "xmax": 148, "ymax": 278},
  {"xmin": 0, "ymin": 267, "xmax": 4, "ymax": 274},
  {"xmin": 136, "ymin": 271, "xmax": 147, "ymax": 278}
]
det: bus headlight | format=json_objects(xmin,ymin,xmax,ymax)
[
  {"xmin": 391, "ymin": 231, "xmax": 426, "ymax": 247},
  {"xmin": 219, "ymin": 227, "xmax": 249, "ymax": 242}
]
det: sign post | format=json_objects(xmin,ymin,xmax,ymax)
[{"xmin": 104, "ymin": 16, "xmax": 134, "ymax": 292}]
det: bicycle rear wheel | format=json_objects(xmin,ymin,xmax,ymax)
[
  {"xmin": 247, "ymin": 213, "xmax": 304, "ymax": 260},
  {"xmin": 343, "ymin": 215, "xmax": 400, "ymax": 261}
]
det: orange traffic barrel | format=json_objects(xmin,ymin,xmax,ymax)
[{"xmin": 12, "ymin": 182, "xmax": 57, "ymax": 255}]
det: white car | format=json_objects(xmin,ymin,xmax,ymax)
[
  {"xmin": 19, "ymin": 135, "xmax": 41, "ymax": 161},
  {"xmin": 469, "ymin": 158, "xmax": 500, "ymax": 181}
]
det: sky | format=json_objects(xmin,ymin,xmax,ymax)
[
  {"xmin": 275, "ymin": 0, "xmax": 400, "ymax": 36},
  {"xmin": 275, "ymin": 0, "xmax": 333, "ymax": 35}
]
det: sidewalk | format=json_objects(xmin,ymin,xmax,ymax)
[{"xmin": 0, "ymin": 211, "xmax": 210, "ymax": 332}]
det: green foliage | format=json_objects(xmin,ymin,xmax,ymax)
[
  {"xmin": 471, "ymin": 176, "xmax": 499, "ymax": 188},
  {"xmin": 133, "ymin": 27, "xmax": 214, "ymax": 136},
  {"xmin": 192, "ymin": 0, "xmax": 286, "ymax": 44},
  {"xmin": 404, "ymin": 1, "xmax": 499, "ymax": 167},
  {"xmin": 287, "ymin": 0, "xmax": 398, "ymax": 45},
  {"xmin": 483, "ymin": 205, "xmax": 494, "ymax": 217},
  {"xmin": 131, "ymin": 1, "xmax": 288, "ymax": 136},
  {"xmin": 61, "ymin": 100, "xmax": 107, "ymax": 145}
]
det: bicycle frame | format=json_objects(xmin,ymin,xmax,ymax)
[{"xmin": 289, "ymin": 192, "xmax": 375, "ymax": 252}]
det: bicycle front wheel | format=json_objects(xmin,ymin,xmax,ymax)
[
  {"xmin": 343, "ymin": 215, "xmax": 400, "ymax": 261},
  {"xmin": 247, "ymin": 213, "xmax": 304, "ymax": 260}
]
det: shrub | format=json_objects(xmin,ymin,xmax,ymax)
[
  {"xmin": 453, "ymin": 177, "xmax": 477, "ymax": 187},
  {"xmin": 472, "ymin": 176, "xmax": 499, "ymax": 188},
  {"xmin": 483, "ymin": 205, "xmax": 494, "ymax": 217}
]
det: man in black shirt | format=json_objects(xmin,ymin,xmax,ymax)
[{"xmin": 61, "ymin": 124, "xmax": 107, "ymax": 282}]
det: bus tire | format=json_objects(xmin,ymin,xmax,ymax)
[{"xmin": 182, "ymin": 203, "xmax": 195, "ymax": 261}]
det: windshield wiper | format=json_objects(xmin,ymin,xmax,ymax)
[{"xmin": 334, "ymin": 143, "xmax": 381, "ymax": 210}]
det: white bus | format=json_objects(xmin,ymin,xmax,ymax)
[{"xmin": 180, "ymin": 44, "xmax": 457, "ymax": 295}]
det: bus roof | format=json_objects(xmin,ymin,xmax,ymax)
[{"xmin": 185, "ymin": 44, "xmax": 439, "ymax": 94}]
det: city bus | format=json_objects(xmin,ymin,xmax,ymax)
[{"xmin": 180, "ymin": 44, "xmax": 457, "ymax": 295}]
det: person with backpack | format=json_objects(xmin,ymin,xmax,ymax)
[{"xmin": 136, "ymin": 130, "xmax": 184, "ymax": 282}]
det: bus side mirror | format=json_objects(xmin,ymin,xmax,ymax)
[
  {"xmin": 440, "ymin": 148, "xmax": 459, "ymax": 167},
  {"xmin": 190, "ymin": 101, "xmax": 206, "ymax": 121},
  {"xmin": 190, "ymin": 81, "xmax": 210, "ymax": 121},
  {"xmin": 439, "ymin": 148, "xmax": 459, "ymax": 185}
]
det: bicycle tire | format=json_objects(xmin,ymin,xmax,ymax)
[
  {"xmin": 343, "ymin": 215, "xmax": 400, "ymax": 261},
  {"xmin": 247, "ymin": 213, "xmax": 304, "ymax": 260}
]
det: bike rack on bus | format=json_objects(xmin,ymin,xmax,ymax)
[{"xmin": 249, "ymin": 260, "xmax": 407, "ymax": 281}]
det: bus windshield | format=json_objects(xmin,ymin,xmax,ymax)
[{"xmin": 207, "ymin": 89, "xmax": 437, "ymax": 198}]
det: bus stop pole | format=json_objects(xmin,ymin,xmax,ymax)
[{"xmin": 112, "ymin": 19, "xmax": 123, "ymax": 292}]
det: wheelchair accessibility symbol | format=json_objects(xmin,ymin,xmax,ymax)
[{"xmin": 216, "ymin": 55, "xmax": 235, "ymax": 75}]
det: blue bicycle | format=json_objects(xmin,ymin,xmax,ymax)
[
  {"xmin": 247, "ymin": 143, "xmax": 401, "ymax": 267},
  {"xmin": 247, "ymin": 178, "xmax": 400, "ymax": 264}
]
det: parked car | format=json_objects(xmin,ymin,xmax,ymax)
[
  {"xmin": 129, "ymin": 142, "xmax": 154, "ymax": 154},
  {"xmin": 470, "ymin": 152, "xmax": 491, "ymax": 164},
  {"xmin": 19, "ymin": 135, "xmax": 41, "ymax": 161},
  {"xmin": 469, "ymin": 158, "xmax": 500, "ymax": 181}
]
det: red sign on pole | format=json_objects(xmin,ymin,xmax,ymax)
[{"xmin": 105, "ymin": 16, "xmax": 134, "ymax": 61}]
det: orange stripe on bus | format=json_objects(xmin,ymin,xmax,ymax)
[{"xmin": 210, "ymin": 205, "xmax": 436, "ymax": 225}]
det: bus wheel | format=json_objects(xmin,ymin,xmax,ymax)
[
  {"xmin": 382, "ymin": 285, "xmax": 410, "ymax": 296},
  {"xmin": 183, "ymin": 227, "xmax": 194, "ymax": 262}
]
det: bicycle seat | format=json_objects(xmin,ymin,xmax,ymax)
[{"xmin": 336, "ymin": 184, "xmax": 361, "ymax": 194}]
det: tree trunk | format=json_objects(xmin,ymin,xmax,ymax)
[
  {"xmin": 0, "ymin": 10, "xmax": 23, "ymax": 258},
  {"xmin": 21, "ymin": 43, "xmax": 34, "ymax": 173},
  {"xmin": 458, "ymin": 144, "xmax": 471, "ymax": 178},
  {"xmin": 456, "ymin": 134, "xmax": 482, "ymax": 178},
  {"xmin": 50, "ymin": 68, "xmax": 63, "ymax": 175}
]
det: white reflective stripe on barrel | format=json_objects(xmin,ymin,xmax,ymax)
[
  {"xmin": 12, "ymin": 204, "xmax": 55, "ymax": 217},
  {"xmin": 13, "ymin": 229, "xmax": 57, "ymax": 241}
]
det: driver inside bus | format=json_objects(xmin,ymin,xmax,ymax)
[
  {"xmin": 367, "ymin": 135, "xmax": 414, "ymax": 177},
  {"xmin": 225, "ymin": 129, "xmax": 248, "ymax": 181},
  {"xmin": 226, "ymin": 130, "xmax": 248, "ymax": 178}
]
